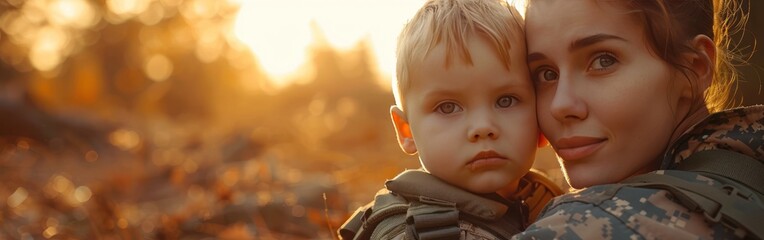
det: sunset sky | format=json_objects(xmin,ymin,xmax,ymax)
[
  {"xmin": 233, "ymin": 0, "xmax": 527, "ymax": 87},
  {"xmin": 233, "ymin": 0, "xmax": 422, "ymax": 87},
  {"xmin": 5, "ymin": 0, "xmax": 526, "ymax": 88}
]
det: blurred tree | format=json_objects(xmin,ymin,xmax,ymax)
[
  {"xmin": 737, "ymin": 0, "xmax": 764, "ymax": 105},
  {"xmin": 0, "ymin": 0, "xmax": 761, "ymax": 239}
]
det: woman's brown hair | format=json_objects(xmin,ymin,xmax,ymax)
[{"xmin": 626, "ymin": 0, "xmax": 748, "ymax": 112}]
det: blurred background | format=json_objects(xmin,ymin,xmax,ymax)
[{"xmin": 0, "ymin": 0, "xmax": 761, "ymax": 239}]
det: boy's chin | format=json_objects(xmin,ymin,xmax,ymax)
[{"xmin": 460, "ymin": 177, "xmax": 514, "ymax": 194}]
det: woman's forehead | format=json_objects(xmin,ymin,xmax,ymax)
[{"xmin": 525, "ymin": 0, "xmax": 641, "ymax": 42}]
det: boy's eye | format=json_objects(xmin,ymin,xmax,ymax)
[
  {"xmin": 496, "ymin": 96, "xmax": 516, "ymax": 108},
  {"xmin": 589, "ymin": 52, "xmax": 618, "ymax": 71},
  {"xmin": 533, "ymin": 68, "xmax": 559, "ymax": 82},
  {"xmin": 435, "ymin": 102, "xmax": 462, "ymax": 114}
]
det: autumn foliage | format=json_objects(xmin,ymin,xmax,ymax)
[{"xmin": 0, "ymin": 0, "xmax": 421, "ymax": 239}]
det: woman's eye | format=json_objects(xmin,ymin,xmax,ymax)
[
  {"xmin": 496, "ymin": 96, "xmax": 516, "ymax": 108},
  {"xmin": 436, "ymin": 102, "xmax": 462, "ymax": 114},
  {"xmin": 589, "ymin": 53, "xmax": 618, "ymax": 70},
  {"xmin": 534, "ymin": 68, "xmax": 559, "ymax": 82}
]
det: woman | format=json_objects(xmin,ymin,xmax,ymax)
[{"xmin": 514, "ymin": 0, "xmax": 763, "ymax": 238}]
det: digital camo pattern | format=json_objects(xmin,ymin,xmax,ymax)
[
  {"xmin": 513, "ymin": 105, "xmax": 764, "ymax": 240},
  {"xmin": 667, "ymin": 105, "xmax": 764, "ymax": 169}
]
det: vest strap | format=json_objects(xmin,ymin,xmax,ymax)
[
  {"xmin": 677, "ymin": 149, "xmax": 764, "ymax": 194},
  {"xmin": 405, "ymin": 201, "xmax": 461, "ymax": 240},
  {"xmin": 624, "ymin": 172, "xmax": 764, "ymax": 238},
  {"xmin": 338, "ymin": 206, "xmax": 367, "ymax": 239}
]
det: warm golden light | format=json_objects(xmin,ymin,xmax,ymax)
[
  {"xmin": 74, "ymin": 186, "xmax": 93, "ymax": 203},
  {"xmin": 7, "ymin": 187, "xmax": 28, "ymax": 208},
  {"xmin": 48, "ymin": 0, "xmax": 97, "ymax": 29},
  {"xmin": 233, "ymin": 0, "xmax": 526, "ymax": 88},
  {"xmin": 109, "ymin": 129, "xmax": 142, "ymax": 150},
  {"xmin": 514, "ymin": 0, "xmax": 528, "ymax": 17},
  {"xmin": 30, "ymin": 26, "xmax": 68, "ymax": 71},
  {"xmin": 233, "ymin": 0, "xmax": 423, "ymax": 87},
  {"xmin": 233, "ymin": 1, "xmax": 315, "ymax": 86},
  {"xmin": 144, "ymin": 53, "xmax": 173, "ymax": 82},
  {"xmin": 107, "ymin": 0, "xmax": 150, "ymax": 16}
]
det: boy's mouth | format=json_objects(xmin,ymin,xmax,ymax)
[{"xmin": 467, "ymin": 150, "xmax": 507, "ymax": 171}]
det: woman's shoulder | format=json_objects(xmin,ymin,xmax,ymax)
[
  {"xmin": 542, "ymin": 183, "xmax": 670, "ymax": 215},
  {"xmin": 517, "ymin": 174, "xmax": 744, "ymax": 239},
  {"xmin": 546, "ymin": 170, "xmax": 728, "ymax": 213},
  {"xmin": 666, "ymin": 104, "xmax": 764, "ymax": 169}
]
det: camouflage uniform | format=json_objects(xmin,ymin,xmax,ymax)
[{"xmin": 513, "ymin": 105, "xmax": 764, "ymax": 239}]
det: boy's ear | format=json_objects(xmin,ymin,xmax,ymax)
[
  {"xmin": 537, "ymin": 133, "xmax": 549, "ymax": 148},
  {"xmin": 681, "ymin": 34, "xmax": 715, "ymax": 99},
  {"xmin": 390, "ymin": 106, "xmax": 417, "ymax": 155}
]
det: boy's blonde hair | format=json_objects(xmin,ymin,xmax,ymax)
[{"xmin": 393, "ymin": 0, "xmax": 525, "ymax": 111}]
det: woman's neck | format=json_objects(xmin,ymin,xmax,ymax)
[
  {"xmin": 669, "ymin": 104, "xmax": 710, "ymax": 147},
  {"xmin": 628, "ymin": 107, "xmax": 710, "ymax": 180}
]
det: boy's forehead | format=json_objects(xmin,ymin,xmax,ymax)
[
  {"xmin": 415, "ymin": 32, "xmax": 523, "ymax": 68},
  {"xmin": 417, "ymin": 42, "xmax": 463, "ymax": 69},
  {"xmin": 409, "ymin": 56, "xmax": 529, "ymax": 91}
]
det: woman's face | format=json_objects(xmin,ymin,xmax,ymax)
[{"xmin": 526, "ymin": 0, "xmax": 689, "ymax": 188}]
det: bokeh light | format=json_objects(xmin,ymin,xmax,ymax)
[
  {"xmin": 107, "ymin": 0, "xmax": 151, "ymax": 17},
  {"xmin": 7, "ymin": 187, "xmax": 28, "ymax": 208},
  {"xmin": 74, "ymin": 186, "xmax": 92, "ymax": 203},
  {"xmin": 109, "ymin": 129, "xmax": 142, "ymax": 151},
  {"xmin": 48, "ymin": 0, "xmax": 98, "ymax": 29},
  {"xmin": 144, "ymin": 53, "xmax": 173, "ymax": 82},
  {"xmin": 29, "ymin": 26, "xmax": 68, "ymax": 71}
]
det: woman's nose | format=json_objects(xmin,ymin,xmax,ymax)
[{"xmin": 549, "ymin": 77, "xmax": 588, "ymax": 122}]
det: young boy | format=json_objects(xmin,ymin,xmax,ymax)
[{"xmin": 339, "ymin": 0, "xmax": 559, "ymax": 239}]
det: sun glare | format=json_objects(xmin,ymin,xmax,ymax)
[
  {"xmin": 233, "ymin": 0, "xmax": 422, "ymax": 87},
  {"xmin": 233, "ymin": 1, "xmax": 315, "ymax": 85},
  {"xmin": 233, "ymin": 0, "xmax": 526, "ymax": 88}
]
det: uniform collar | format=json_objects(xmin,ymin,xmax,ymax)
[{"xmin": 662, "ymin": 105, "xmax": 764, "ymax": 169}]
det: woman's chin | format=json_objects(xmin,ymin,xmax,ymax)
[
  {"xmin": 564, "ymin": 169, "xmax": 615, "ymax": 189},
  {"xmin": 566, "ymin": 179, "xmax": 590, "ymax": 190}
]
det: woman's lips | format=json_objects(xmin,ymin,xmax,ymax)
[
  {"xmin": 554, "ymin": 136, "xmax": 607, "ymax": 161},
  {"xmin": 467, "ymin": 150, "xmax": 507, "ymax": 171}
]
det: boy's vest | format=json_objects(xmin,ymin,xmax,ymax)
[{"xmin": 338, "ymin": 169, "xmax": 563, "ymax": 240}]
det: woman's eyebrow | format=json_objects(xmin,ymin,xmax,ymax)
[
  {"xmin": 569, "ymin": 34, "xmax": 628, "ymax": 52},
  {"xmin": 527, "ymin": 34, "xmax": 627, "ymax": 64},
  {"xmin": 527, "ymin": 52, "xmax": 547, "ymax": 64}
]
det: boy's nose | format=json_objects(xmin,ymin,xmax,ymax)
[
  {"xmin": 469, "ymin": 129, "xmax": 497, "ymax": 141},
  {"xmin": 468, "ymin": 115, "xmax": 499, "ymax": 141}
]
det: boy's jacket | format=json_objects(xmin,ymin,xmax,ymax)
[{"xmin": 340, "ymin": 169, "xmax": 562, "ymax": 239}]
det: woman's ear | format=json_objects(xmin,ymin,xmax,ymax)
[
  {"xmin": 390, "ymin": 106, "xmax": 417, "ymax": 155},
  {"xmin": 684, "ymin": 34, "xmax": 716, "ymax": 98}
]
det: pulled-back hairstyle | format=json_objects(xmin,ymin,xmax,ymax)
[
  {"xmin": 624, "ymin": 0, "xmax": 748, "ymax": 112},
  {"xmin": 393, "ymin": 0, "xmax": 525, "ymax": 111}
]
